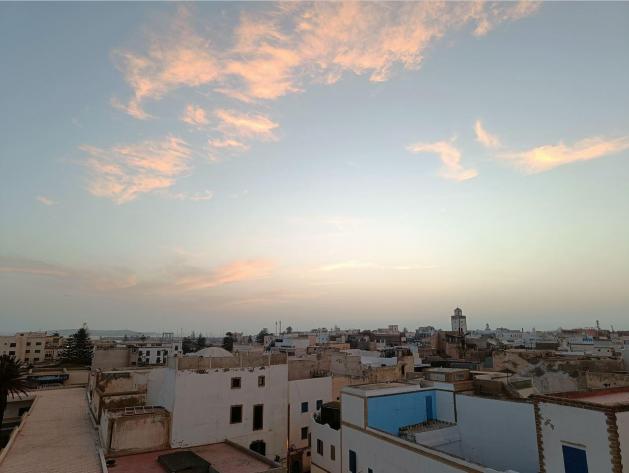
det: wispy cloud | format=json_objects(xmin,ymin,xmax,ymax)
[
  {"xmin": 181, "ymin": 104, "xmax": 209, "ymax": 127},
  {"xmin": 113, "ymin": 3, "xmax": 540, "ymax": 115},
  {"xmin": 215, "ymin": 109, "xmax": 279, "ymax": 141},
  {"xmin": 166, "ymin": 189, "xmax": 214, "ymax": 202},
  {"xmin": 474, "ymin": 120, "xmax": 501, "ymax": 149},
  {"xmin": 503, "ymin": 136, "xmax": 629, "ymax": 174},
  {"xmin": 36, "ymin": 195, "xmax": 56, "ymax": 206},
  {"xmin": 80, "ymin": 136, "xmax": 192, "ymax": 204},
  {"xmin": 0, "ymin": 257, "xmax": 137, "ymax": 291},
  {"xmin": 208, "ymin": 138, "xmax": 249, "ymax": 150},
  {"xmin": 112, "ymin": 7, "xmax": 219, "ymax": 119},
  {"xmin": 171, "ymin": 260, "xmax": 275, "ymax": 291},
  {"xmin": 407, "ymin": 140, "xmax": 478, "ymax": 181},
  {"xmin": 318, "ymin": 260, "xmax": 436, "ymax": 272}
]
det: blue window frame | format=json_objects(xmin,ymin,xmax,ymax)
[{"xmin": 562, "ymin": 445, "xmax": 589, "ymax": 473}]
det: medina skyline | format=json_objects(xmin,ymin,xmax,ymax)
[{"xmin": 1, "ymin": 2, "xmax": 628, "ymax": 333}]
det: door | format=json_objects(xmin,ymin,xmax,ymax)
[
  {"xmin": 425, "ymin": 396, "xmax": 434, "ymax": 421},
  {"xmin": 253, "ymin": 404, "xmax": 264, "ymax": 430},
  {"xmin": 562, "ymin": 445, "xmax": 589, "ymax": 473}
]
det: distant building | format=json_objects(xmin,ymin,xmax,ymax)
[
  {"xmin": 0, "ymin": 331, "xmax": 59, "ymax": 364},
  {"xmin": 451, "ymin": 307, "xmax": 467, "ymax": 334}
]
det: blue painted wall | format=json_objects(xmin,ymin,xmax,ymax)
[{"xmin": 367, "ymin": 391, "xmax": 436, "ymax": 435}]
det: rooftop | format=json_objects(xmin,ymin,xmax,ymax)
[
  {"xmin": 109, "ymin": 442, "xmax": 278, "ymax": 473},
  {"xmin": 0, "ymin": 388, "xmax": 101, "ymax": 473},
  {"xmin": 538, "ymin": 386, "xmax": 629, "ymax": 408}
]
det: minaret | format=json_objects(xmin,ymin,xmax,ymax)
[{"xmin": 451, "ymin": 307, "xmax": 467, "ymax": 334}]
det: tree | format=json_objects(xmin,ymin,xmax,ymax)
[
  {"xmin": 196, "ymin": 333, "xmax": 206, "ymax": 351},
  {"xmin": 0, "ymin": 355, "xmax": 31, "ymax": 427},
  {"xmin": 182, "ymin": 336, "xmax": 195, "ymax": 354},
  {"xmin": 285, "ymin": 326, "xmax": 293, "ymax": 334},
  {"xmin": 222, "ymin": 332, "xmax": 234, "ymax": 352},
  {"xmin": 256, "ymin": 328, "xmax": 269, "ymax": 344},
  {"xmin": 60, "ymin": 327, "xmax": 93, "ymax": 365}
]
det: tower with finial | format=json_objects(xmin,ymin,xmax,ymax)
[{"xmin": 451, "ymin": 307, "xmax": 467, "ymax": 334}]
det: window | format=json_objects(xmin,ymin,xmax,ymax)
[
  {"xmin": 9, "ymin": 343, "xmax": 16, "ymax": 347},
  {"xmin": 301, "ymin": 401, "xmax": 309, "ymax": 413},
  {"xmin": 230, "ymin": 405, "xmax": 243, "ymax": 424},
  {"xmin": 316, "ymin": 439, "xmax": 323, "ymax": 455},
  {"xmin": 26, "ymin": 342, "xmax": 31, "ymax": 346},
  {"xmin": 368, "ymin": 469, "xmax": 373, "ymax": 473},
  {"xmin": 562, "ymin": 445, "xmax": 589, "ymax": 473},
  {"xmin": 156, "ymin": 358, "xmax": 161, "ymax": 364},
  {"xmin": 349, "ymin": 450, "xmax": 357, "ymax": 473},
  {"xmin": 253, "ymin": 404, "xmax": 264, "ymax": 430},
  {"xmin": 316, "ymin": 399, "xmax": 323, "ymax": 410},
  {"xmin": 231, "ymin": 377, "xmax": 242, "ymax": 389},
  {"xmin": 34, "ymin": 358, "xmax": 39, "ymax": 362},
  {"xmin": 330, "ymin": 445, "xmax": 335, "ymax": 461},
  {"xmin": 301, "ymin": 426, "xmax": 308, "ymax": 440},
  {"xmin": 25, "ymin": 350, "xmax": 30, "ymax": 354},
  {"xmin": 36, "ymin": 342, "xmax": 42, "ymax": 346},
  {"xmin": 35, "ymin": 350, "xmax": 41, "ymax": 353},
  {"xmin": 258, "ymin": 375, "xmax": 265, "ymax": 387},
  {"xmin": 9, "ymin": 351, "xmax": 15, "ymax": 355}
]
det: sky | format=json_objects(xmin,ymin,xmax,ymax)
[{"xmin": 1, "ymin": 2, "xmax": 628, "ymax": 335}]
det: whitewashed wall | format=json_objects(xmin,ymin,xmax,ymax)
[
  {"xmin": 538, "ymin": 402, "xmax": 613, "ymax": 473},
  {"xmin": 288, "ymin": 376, "xmax": 332, "ymax": 451},
  {"xmin": 164, "ymin": 364, "xmax": 288, "ymax": 460},
  {"xmin": 310, "ymin": 416, "xmax": 341, "ymax": 473},
  {"xmin": 455, "ymin": 395, "xmax": 539, "ymax": 473}
]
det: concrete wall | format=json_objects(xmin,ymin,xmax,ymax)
[
  {"xmin": 168, "ymin": 364, "xmax": 288, "ymax": 460},
  {"xmin": 341, "ymin": 393, "xmax": 364, "ymax": 429},
  {"xmin": 146, "ymin": 366, "xmax": 175, "ymax": 411},
  {"xmin": 454, "ymin": 395, "xmax": 538, "ymax": 473},
  {"xmin": 101, "ymin": 409, "xmax": 170, "ymax": 455},
  {"xmin": 367, "ymin": 391, "xmax": 436, "ymax": 435},
  {"xmin": 92, "ymin": 347, "xmax": 130, "ymax": 370},
  {"xmin": 342, "ymin": 425, "xmax": 480, "ymax": 473},
  {"xmin": 538, "ymin": 402, "xmax": 613, "ymax": 473},
  {"xmin": 67, "ymin": 369, "xmax": 89, "ymax": 385},
  {"xmin": 288, "ymin": 377, "xmax": 332, "ymax": 452},
  {"xmin": 586, "ymin": 371, "xmax": 629, "ymax": 390},
  {"xmin": 435, "ymin": 390, "xmax": 456, "ymax": 423},
  {"xmin": 310, "ymin": 418, "xmax": 340, "ymax": 473}
]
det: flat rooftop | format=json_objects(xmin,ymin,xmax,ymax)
[
  {"xmin": 110, "ymin": 442, "xmax": 277, "ymax": 473},
  {"xmin": 343, "ymin": 382, "xmax": 429, "ymax": 397},
  {"xmin": 0, "ymin": 388, "xmax": 101, "ymax": 473},
  {"xmin": 554, "ymin": 387, "xmax": 629, "ymax": 406}
]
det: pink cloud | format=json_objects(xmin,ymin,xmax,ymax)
[
  {"xmin": 474, "ymin": 120, "xmax": 502, "ymax": 149},
  {"xmin": 181, "ymin": 104, "xmax": 209, "ymax": 127},
  {"xmin": 36, "ymin": 195, "xmax": 56, "ymax": 206},
  {"xmin": 215, "ymin": 109, "xmax": 279, "ymax": 140},
  {"xmin": 503, "ymin": 136, "xmax": 629, "ymax": 174},
  {"xmin": 173, "ymin": 260, "xmax": 275, "ymax": 291},
  {"xmin": 407, "ymin": 140, "xmax": 478, "ymax": 181},
  {"xmin": 81, "ymin": 136, "xmax": 192, "ymax": 204}
]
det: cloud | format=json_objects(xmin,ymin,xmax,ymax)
[
  {"xmin": 112, "ymin": 7, "xmax": 220, "ymax": 119},
  {"xmin": 171, "ymin": 260, "xmax": 276, "ymax": 291},
  {"xmin": 181, "ymin": 104, "xmax": 209, "ymax": 127},
  {"xmin": 215, "ymin": 109, "xmax": 279, "ymax": 140},
  {"xmin": 318, "ymin": 260, "xmax": 436, "ymax": 272},
  {"xmin": 407, "ymin": 140, "xmax": 478, "ymax": 181},
  {"xmin": 474, "ymin": 120, "xmax": 501, "ymax": 149},
  {"xmin": 208, "ymin": 138, "xmax": 249, "ymax": 150},
  {"xmin": 167, "ymin": 189, "xmax": 214, "ymax": 202},
  {"xmin": 0, "ymin": 257, "xmax": 137, "ymax": 291},
  {"xmin": 80, "ymin": 136, "xmax": 192, "ymax": 204},
  {"xmin": 36, "ymin": 196, "xmax": 56, "ymax": 206},
  {"xmin": 503, "ymin": 136, "xmax": 629, "ymax": 174},
  {"xmin": 0, "ymin": 256, "xmax": 274, "ymax": 293},
  {"xmin": 113, "ymin": 2, "xmax": 540, "ymax": 115}
]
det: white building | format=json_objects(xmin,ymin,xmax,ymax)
[
  {"xmin": 451, "ymin": 308, "xmax": 467, "ymax": 334},
  {"xmin": 311, "ymin": 382, "xmax": 539, "ymax": 473},
  {"xmin": 288, "ymin": 375, "xmax": 333, "ymax": 472},
  {"xmin": 130, "ymin": 340, "xmax": 182, "ymax": 365},
  {"xmin": 533, "ymin": 387, "xmax": 629, "ymax": 473},
  {"xmin": 147, "ymin": 352, "xmax": 289, "ymax": 461}
]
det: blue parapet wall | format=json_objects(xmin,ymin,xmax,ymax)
[{"xmin": 366, "ymin": 390, "xmax": 436, "ymax": 435}]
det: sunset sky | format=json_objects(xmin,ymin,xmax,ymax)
[{"xmin": 1, "ymin": 2, "xmax": 628, "ymax": 334}]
